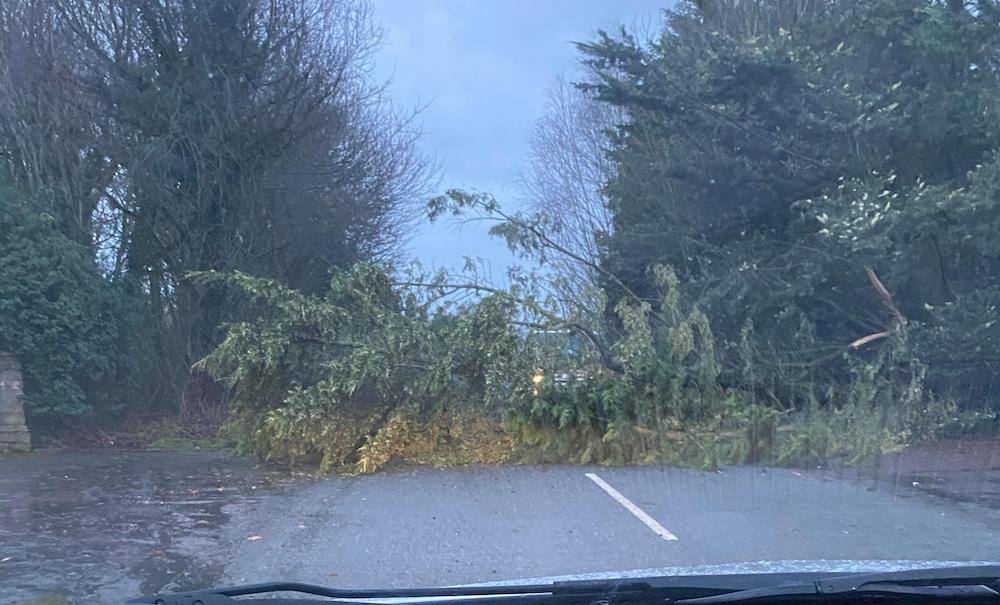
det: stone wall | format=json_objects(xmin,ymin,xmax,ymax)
[{"xmin": 0, "ymin": 352, "xmax": 31, "ymax": 451}]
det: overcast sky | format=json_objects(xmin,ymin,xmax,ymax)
[{"xmin": 371, "ymin": 0, "xmax": 665, "ymax": 279}]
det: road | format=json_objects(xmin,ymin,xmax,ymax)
[
  {"xmin": 223, "ymin": 464, "xmax": 1000, "ymax": 587},
  {"xmin": 2, "ymin": 443, "xmax": 1000, "ymax": 604}
]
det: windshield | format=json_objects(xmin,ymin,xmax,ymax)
[{"xmin": 2, "ymin": 1, "xmax": 1000, "ymax": 604}]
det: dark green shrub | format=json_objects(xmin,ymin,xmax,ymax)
[{"xmin": 0, "ymin": 186, "xmax": 124, "ymax": 428}]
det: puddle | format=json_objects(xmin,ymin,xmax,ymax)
[{"xmin": 0, "ymin": 449, "xmax": 292, "ymax": 605}]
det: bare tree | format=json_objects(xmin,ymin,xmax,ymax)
[
  {"xmin": 0, "ymin": 0, "xmax": 434, "ymax": 410},
  {"xmin": 1, "ymin": 0, "xmax": 433, "ymax": 291},
  {"xmin": 518, "ymin": 76, "xmax": 622, "ymax": 319},
  {"xmin": 261, "ymin": 89, "xmax": 433, "ymax": 293},
  {"xmin": 0, "ymin": 0, "xmax": 115, "ymax": 246}
]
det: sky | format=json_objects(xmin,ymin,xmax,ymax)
[{"xmin": 371, "ymin": 0, "xmax": 665, "ymax": 280}]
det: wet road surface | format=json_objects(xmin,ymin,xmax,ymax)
[
  {"xmin": 2, "ymin": 441, "xmax": 1000, "ymax": 604},
  {"xmin": 0, "ymin": 450, "xmax": 292, "ymax": 604}
]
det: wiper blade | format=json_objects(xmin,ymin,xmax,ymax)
[
  {"xmin": 677, "ymin": 582, "xmax": 999, "ymax": 604},
  {"xmin": 131, "ymin": 566, "xmax": 1000, "ymax": 605},
  {"xmin": 129, "ymin": 578, "xmax": 654, "ymax": 605},
  {"xmin": 676, "ymin": 566, "xmax": 1000, "ymax": 605}
]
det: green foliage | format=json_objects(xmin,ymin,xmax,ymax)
[
  {"xmin": 507, "ymin": 255, "xmax": 965, "ymax": 469},
  {"xmin": 507, "ymin": 265, "xmax": 743, "ymax": 466},
  {"xmin": 586, "ymin": 0, "xmax": 1000, "ymax": 292},
  {"xmin": 0, "ymin": 185, "xmax": 124, "ymax": 428},
  {"xmin": 576, "ymin": 0, "xmax": 1000, "ymax": 421},
  {"xmin": 195, "ymin": 265, "xmax": 532, "ymax": 468},
  {"xmin": 609, "ymin": 265, "xmax": 726, "ymax": 423}
]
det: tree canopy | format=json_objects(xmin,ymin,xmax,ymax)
[
  {"xmin": 574, "ymin": 0, "xmax": 1000, "ymax": 408},
  {"xmin": 0, "ymin": 0, "xmax": 431, "ymax": 421}
]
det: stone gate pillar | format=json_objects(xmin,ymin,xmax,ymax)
[{"xmin": 0, "ymin": 352, "xmax": 31, "ymax": 452}]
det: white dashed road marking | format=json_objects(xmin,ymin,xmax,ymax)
[{"xmin": 585, "ymin": 472, "xmax": 678, "ymax": 541}]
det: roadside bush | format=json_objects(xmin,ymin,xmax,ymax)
[{"xmin": 0, "ymin": 185, "xmax": 125, "ymax": 429}]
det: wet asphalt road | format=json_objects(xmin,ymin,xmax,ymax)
[
  {"xmin": 2, "ymin": 443, "xmax": 1000, "ymax": 604},
  {"xmin": 0, "ymin": 451, "xmax": 292, "ymax": 603}
]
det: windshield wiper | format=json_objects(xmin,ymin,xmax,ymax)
[
  {"xmin": 128, "ymin": 578, "xmax": 654, "ymax": 605},
  {"xmin": 131, "ymin": 566, "xmax": 1000, "ymax": 605},
  {"xmin": 675, "ymin": 565, "xmax": 1000, "ymax": 604}
]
